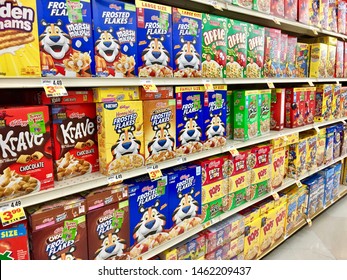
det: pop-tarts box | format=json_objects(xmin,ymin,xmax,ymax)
[
  {"xmin": 175, "ymin": 86, "xmax": 205, "ymax": 155},
  {"xmin": 172, "ymin": 8, "xmax": 202, "ymax": 78},
  {"xmin": 37, "ymin": 0, "xmax": 95, "ymax": 77},
  {"xmin": 203, "ymin": 85, "xmax": 227, "ymax": 149},
  {"xmin": 136, "ymin": 0, "xmax": 173, "ymax": 77},
  {"xmin": 92, "ymin": 0, "xmax": 137, "ymax": 77},
  {"xmin": 165, "ymin": 165, "xmax": 202, "ymax": 230}
]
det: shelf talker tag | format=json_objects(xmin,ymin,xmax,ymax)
[
  {"xmin": 229, "ymin": 146, "xmax": 239, "ymax": 157},
  {"xmin": 311, "ymin": 28, "xmax": 318, "ymax": 35},
  {"xmin": 272, "ymin": 192, "xmax": 280, "ymax": 201},
  {"xmin": 108, "ymin": 173, "xmax": 123, "ymax": 185},
  {"xmin": 177, "ymin": 156, "xmax": 188, "ymax": 164},
  {"xmin": 0, "ymin": 207, "xmax": 26, "ymax": 227},
  {"xmin": 267, "ymin": 80, "xmax": 275, "ymax": 89},
  {"xmin": 272, "ymin": 18, "xmax": 281, "ymax": 25},
  {"xmin": 141, "ymin": 79, "xmax": 158, "ymax": 93},
  {"xmin": 42, "ymin": 79, "xmax": 68, "ymax": 98},
  {"xmin": 306, "ymin": 217, "xmax": 312, "ymax": 227},
  {"xmin": 314, "ymin": 126, "xmax": 320, "ymax": 133},
  {"xmin": 308, "ymin": 80, "xmax": 314, "ymax": 87},
  {"xmin": 147, "ymin": 164, "xmax": 163, "ymax": 181},
  {"xmin": 336, "ymin": 80, "xmax": 341, "ymax": 85},
  {"xmin": 296, "ymin": 180, "xmax": 303, "ymax": 188},
  {"xmin": 203, "ymin": 79, "xmax": 214, "ymax": 92}
]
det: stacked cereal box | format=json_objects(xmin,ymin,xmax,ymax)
[
  {"xmin": 284, "ymin": 0, "xmax": 298, "ymax": 20},
  {"xmin": 246, "ymin": 24, "xmax": 264, "ymax": 78},
  {"xmin": 258, "ymin": 89, "xmax": 271, "ymax": 135},
  {"xmin": 0, "ymin": 0, "xmax": 41, "ymax": 77},
  {"xmin": 302, "ymin": 175, "xmax": 324, "ymax": 217},
  {"xmin": 286, "ymin": 36, "xmax": 297, "ymax": 77},
  {"xmin": 295, "ymin": 43, "xmax": 310, "ymax": 78},
  {"xmin": 270, "ymin": 0, "xmax": 285, "ymax": 17},
  {"xmin": 287, "ymin": 135, "xmax": 307, "ymax": 178},
  {"xmin": 309, "ymin": 43, "xmax": 328, "ymax": 78},
  {"xmin": 335, "ymin": 41, "xmax": 344, "ymax": 78},
  {"xmin": 270, "ymin": 144, "xmax": 286, "ymax": 190},
  {"xmin": 172, "ymin": 8, "xmax": 202, "ymax": 78},
  {"xmin": 36, "ymin": 0, "xmax": 94, "ymax": 77},
  {"xmin": 270, "ymin": 89, "xmax": 285, "ymax": 131},
  {"xmin": 264, "ymin": 28, "xmax": 281, "ymax": 78},
  {"xmin": 253, "ymin": 0, "xmax": 270, "ymax": 14}
]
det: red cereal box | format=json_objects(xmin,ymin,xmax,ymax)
[
  {"xmin": 280, "ymin": 34, "xmax": 288, "ymax": 78},
  {"xmin": 286, "ymin": 36, "xmax": 297, "ymax": 77},
  {"xmin": 0, "ymin": 106, "xmax": 53, "ymax": 202},
  {"xmin": 284, "ymin": 0, "xmax": 298, "ymax": 20},
  {"xmin": 271, "ymin": 0, "xmax": 285, "ymax": 17},
  {"xmin": 197, "ymin": 154, "xmax": 230, "ymax": 186},
  {"xmin": 249, "ymin": 144, "xmax": 271, "ymax": 185},
  {"xmin": 336, "ymin": 41, "xmax": 344, "ymax": 78},
  {"xmin": 305, "ymin": 87, "xmax": 316, "ymax": 125},
  {"xmin": 39, "ymin": 89, "xmax": 94, "ymax": 105},
  {"xmin": 344, "ymin": 42, "xmax": 347, "ymax": 77},
  {"xmin": 285, "ymin": 88, "xmax": 305, "ymax": 128},
  {"xmin": 264, "ymin": 28, "xmax": 281, "ymax": 78},
  {"xmin": 298, "ymin": 0, "xmax": 310, "ymax": 25},
  {"xmin": 338, "ymin": 1, "xmax": 346, "ymax": 34},
  {"xmin": 270, "ymin": 88, "xmax": 285, "ymax": 131},
  {"xmin": 320, "ymin": 0, "xmax": 329, "ymax": 30},
  {"xmin": 328, "ymin": 0, "xmax": 337, "ymax": 32},
  {"xmin": 229, "ymin": 149, "xmax": 250, "ymax": 193}
]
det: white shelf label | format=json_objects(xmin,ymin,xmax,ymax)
[
  {"xmin": 307, "ymin": 80, "xmax": 314, "ymax": 87},
  {"xmin": 42, "ymin": 79, "xmax": 67, "ymax": 97},
  {"xmin": 177, "ymin": 157, "xmax": 188, "ymax": 164},
  {"xmin": 147, "ymin": 164, "xmax": 163, "ymax": 181},
  {"xmin": 108, "ymin": 173, "xmax": 123, "ymax": 184},
  {"xmin": 203, "ymin": 79, "xmax": 214, "ymax": 92}
]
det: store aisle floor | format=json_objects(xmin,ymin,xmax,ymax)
[{"xmin": 263, "ymin": 197, "xmax": 347, "ymax": 260}]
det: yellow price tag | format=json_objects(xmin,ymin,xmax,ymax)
[
  {"xmin": 142, "ymin": 83, "xmax": 158, "ymax": 93},
  {"xmin": 203, "ymin": 220, "xmax": 212, "ymax": 229},
  {"xmin": 147, "ymin": 164, "xmax": 163, "ymax": 181},
  {"xmin": 272, "ymin": 192, "xmax": 280, "ymax": 201},
  {"xmin": 203, "ymin": 82, "xmax": 214, "ymax": 92},
  {"xmin": 0, "ymin": 207, "xmax": 26, "ymax": 226},
  {"xmin": 229, "ymin": 147, "xmax": 239, "ymax": 156},
  {"xmin": 42, "ymin": 79, "xmax": 67, "ymax": 98}
]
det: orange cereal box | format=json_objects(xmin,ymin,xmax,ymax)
[{"xmin": 0, "ymin": 0, "xmax": 41, "ymax": 77}]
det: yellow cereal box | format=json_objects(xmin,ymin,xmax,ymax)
[
  {"xmin": 305, "ymin": 133, "xmax": 318, "ymax": 172},
  {"xmin": 0, "ymin": 0, "xmax": 41, "ymax": 77},
  {"xmin": 93, "ymin": 87, "xmax": 140, "ymax": 103},
  {"xmin": 243, "ymin": 216, "xmax": 261, "ymax": 260},
  {"xmin": 316, "ymin": 128, "xmax": 326, "ymax": 167},
  {"xmin": 159, "ymin": 248, "xmax": 177, "ymax": 260},
  {"xmin": 270, "ymin": 147, "xmax": 285, "ymax": 190},
  {"xmin": 258, "ymin": 209, "xmax": 276, "ymax": 254},
  {"xmin": 327, "ymin": 44, "xmax": 337, "ymax": 78},
  {"xmin": 309, "ymin": 43, "xmax": 328, "ymax": 78},
  {"xmin": 96, "ymin": 101, "xmax": 144, "ymax": 175},
  {"xmin": 288, "ymin": 137, "xmax": 307, "ymax": 178},
  {"xmin": 316, "ymin": 36, "xmax": 338, "ymax": 46},
  {"xmin": 272, "ymin": 200, "xmax": 287, "ymax": 242},
  {"xmin": 281, "ymin": 186, "xmax": 298, "ymax": 234},
  {"xmin": 143, "ymin": 99, "xmax": 176, "ymax": 165}
]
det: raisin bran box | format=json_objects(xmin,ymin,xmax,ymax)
[
  {"xmin": 226, "ymin": 19, "xmax": 248, "ymax": 78},
  {"xmin": 286, "ymin": 36, "xmax": 297, "ymax": 78},
  {"xmin": 0, "ymin": 0, "xmax": 41, "ymax": 77},
  {"xmin": 172, "ymin": 8, "xmax": 202, "ymax": 78},
  {"xmin": 175, "ymin": 86, "xmax": 204, "ymax": 156},
  {"xmin": 284, "ymin": 0, "xmax": 298, "ymax": 20},
  {"xmin": 336, "ymin": 40, "xmax": 344, "ymax": 78},
  {"xmin": 143, "ymin": 99, "xmax": 176, "ymax": 165},
  {"xmin": 27, "ymin": 196, "xmax": 88, "ymax": 260},
  {"xmin": 270, "ymin": 0, "xmax": 285, "ymax": 17},
  {"xmin": 201, "ymin": 14, "xmax": 228, "ymax": 78},
  {"xmin": 280, "ymin": 33, "xmax": 288, "ymax": 77},
  {"xmin": 96, "ymin": 100, "xmax": 144, "ymax": 176},
  {"xmin": 36, "ymin": 0, "xmax": 94, "ymax": 77},
  {"xmin": 92, "ymin": 0, "xmax": 137, "ymax": 78},
  {"xmin": 246, "ymin": 24, "xmax": 264, "ymax": 78},
  {"xmin": 203, "ymin": 86, "xmax": 227, "ymax": 150},
  {"xmin": 127, "ymin": 175, "xmax": 169, "ymax": 258},
  {"xmin": 270, "ymin": 88, "xmax": 285, "ymax": 131},
  {"xmin": 0, "ymin": 106, "xmax": 54, "ymax": 202},
  {"xmin": 136, "ymin": 0, "xmax": 173, "ymax": 78}
]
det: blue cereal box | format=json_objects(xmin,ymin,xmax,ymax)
[
  {"xmin": 175, "ymin": 86, "xmax": 205, "ymax": 155},
  {"xmin": 37, "ymin": 0, "xmax": 95, "ymax": 77},
  {"xmin": 136, "ymin": 0, "xmax": 173, "ymax": 77},
  {"xmin": 128, "ymin": 175, "xmax": 169, "ymax": 258},
  {"xmin": 165, "ymin": 165, "xmax": 202, "ymax": 236},
  {"xmin": 172, "ymin": 8, "xmax": 202, "ymax": 78},
  {"xmin": 92, "ymin": 0, "xmax": 137, "ymax": 77},
  {"xmin": 203, "ymin": 85, "xmax": 227, "ymax": 149},
  {"xmin": 332, "ymin": 163, "xmax": 342, "ymax": 199}
]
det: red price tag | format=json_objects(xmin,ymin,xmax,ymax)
[
  {"xmin": 0, "ymin": 207, "xmax": 26, "ymax": 226},
  {"xmin": 147, "ymin": 165, "xmax": 163, "ymax": 181}
]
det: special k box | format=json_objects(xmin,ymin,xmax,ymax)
[
  {"xmin": 136, "ymin": 0, "xmax": 173, "ymax": 77},
  {"xmin": 172, "ymin": 7, "xmax": 202, "ymax": 78},
  {"xmin": 0, "ymin": 0, "xmax": 41, "ymax": 77},
  {"xmin": 50, "ymin": 103, "xmax": 98, "ymax": 181},
  {"xmin": 96, "ymin": 101, "xmax": 144, "ymax": 176},
  {"xmin": 92, "ymin": 0, "xmax": 137, "ymax": 78},
  {"xmin": 0, "ymin": 106, "xmax": 54, "ymax": 202},
  {"xmin": 143, "ymin": 99, "xmax": 176, "ymax": 165},
  {"xmin": 36, "ymin": 0, "xmax": 94, "ymax": 77}
]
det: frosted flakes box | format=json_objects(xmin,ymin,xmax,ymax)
[
  {"xmin": 286, "ymin": 36, "xmax": 297, "ymax": 78},
  {"xmin": 309, "ymin": 43, "xmax": 328, "ymax": 78},
  {"xmin": 280, "ymin": 33, "xmax": 288, "ymax": 77},
  {"xmin": 270, "ymin": 0, "xmax": 284, "ymax": 17},
  {"xmin": 258, "ymin": 89, "xmax": 271, "ymax": 135},
  {"xmin": 337, "ymin": 1, "xmax": 346, "ymax": 34},
  {"xmin": 335, "ymin": 40, "xmax": 344, "ymax": 78},
  {"xmin": 232, "ymin": 0, "xmax": 252, "ymax": 9},
  {"xmin": 136, "ymin": 0, "xmax": 173, "ymax": 78},
  {"xmin": 37, "ymin": 0, "xmax": 94, "ymax": 77},
  {"xmin": 284, "ymin": 0, "xmax": 298, "ymax": 20},
  {"xmin": 226, "ymin": 19, "xmax": 248, "ymax": 78},
  {"xmin": 92, "ymin": 0, "xmax": 137, "ymax": 78},
  {"xmin": 172, "ymin": 8, "xmax": 202, "ymax": 78},
  {"xmin": 201, "ymin": 14, "xmax": 227, "ymax": 78},
  {"xmin": 264, "ymin": 28, "xmax": 281, "ymax": 78},
  {"xmin": 328, "ymin": 0, "xmax": 337, "ymax": 32},
  {"xmin": 314, "ymin": 84, "xmax": 333, "ymax": 122},
  {"xmin": 295, "ymin": 43, "xmax": 310, "ymax": 78},
  {"xmin": 253, "ymin": 0, "xmax": 270, "ymax": 13},
  {"xmin": 96, "ymin": 101, "xmax": 144, "ymax": 176},
  {"xmin": 246, "ymin": 24, "xmax": 264, "ymax": 78},
  {"xmin": 175, "ymin": 86, "xmax": 204, "ymax": 156},
  {"xmin": 0, "ymin": 0, "xmax": 41, "ymax": 77}
]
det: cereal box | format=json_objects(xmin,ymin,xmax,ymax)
[
  {"xmin": 273, "ymin": 200, "xmax": 287, "ymax": 242},
  {"xmin": 332, "ymin": 162, "xmax": 342, "ymax": 199},
  {"xmin": 270, "ymin": 147, "xmax": 285, "ymax": 189},
  {"xmin": 341, "ymin": 124, "xmax": 347, "ymax": 155},
  {"xmin": 36, "ymin": 0, "xmax": 94, "ymax": 77},
  {"xmin": 337, "ymin": 1, "xmax": 346, "ymax": 34},
  {"xmin": 316, "ymin": 127, "xmax": 326, "ymax": 166},
  {"xmin": 93, "ymin": 87, "xmax": 139, "ymax": 103},
  {"xmin": 204, "ymin": 222, "xmax": 231, "ymax": 254},
  {"xmin": 284, "ymin": 0, "xmax": 298, "ymax": 20},
  {"xmin": 295, "ymin": 43, "xmax": 310, "ymax": 78},
  {"xmin": 319, "ymin": 166, "xmax": 335, "ymax": 205},
  {"xmin": 92, "ymin": 0, "xmax": 136, "ymax": 77},
  {"xmin": 143, "ymin": 99, "xmax": 176, "ymax": 165},
  {"xmin": 172, "ymin": 8, "xmax": 202, "ymax": 78},
  {"xmin": 344, "ymin": 42, "xmax": 347, "ymax": 77},
  {"xmin": 243, "ymin": 215, "xmax": 261, "ymax": 260},
  {"xmin": 309, "ymin": 43, "xmax": 328, "ymax": 78},
  {"xmin": 226, "ymin": 19, "xmax": 248, "ymax": 78},
  {"xmin": 136, "ymin": 0, "xmax": 173, "ymax": 78},
  {"xmin": 249, "ymin": 145, "xmax": 271, "ymax": 186},
  {"xmin": 0, "ymin": 0, "xmax": 41, "ymax": 77},
  {"xmin": 270, "ymin": 89, "xmax": 285, "ymax": 131},
  {"xmin": 334, "ymin": 124, "xmax": 343, "ymax": 159},
  {"xmin": 227, "ymin": 234, "xmax": 244, "ymax": 259},
  {"xmin": 258, "ymin": 209, "xmax": 276, "ymax": 254},
  {"xmin": 258, "ymin": 89, "xmax": 271, "ymax": 135},
  {"xmin": 325, "ymin": 126, "xmax": 335, "ymax": 164},
  {"xmin": 199, "ymin": 154, "xmax": 230, "ymax": 186},
  {"xmin": 342, "ymin": 89, "xmax": 347, "ymax": 116},
  {"xmin": 286, "ymin": 36, "xmax": 297, "ymax": 77},
  {"xmin": 314, "ymin": 84, "xmax": 333, "ymax": 122},
  {"xmin": 253, "ymin": 0, "xmax": 270, "ymax": 13},
  {"xmin": 270, "ymin": 0, "xmax": 285, "ymax": 17},
  {"xmin": 332, "ymin": 84, "xmax": 341, "ymax": 119},
  {"xmin": 229, "ymin": 150, "xmax": 250, "ymax": 193},
  {"xmin": 285, "ymin": 88, "xmax": 305, "ymax": 128},
  {"xmin": 0, "ymin": 106, "xmax": 54, "ymax": 202},
  {"xmin": 296, "ymin": 187, "xmax": 308, "ymax": 224},
  {"xmin": 226, "ymin": 91, "xmax": 232, "ymax": 139},
  {"xmin": 281, "ymin": 187, "xmax": 298, "ymax": 234},
  {"xmin": 201, "ymin": 14, "xmax": 228, "ymax": 78},
  {"xmin": 176, "ymin": 234, "xmax": 206, "ymax": 260},
  {"xmin": 252, "ymin": 180, "xmax": 270, "ymax": 201},
  {"xmin": 224, "ymin": 214, "xmax": 245, "ymax": 241},
  {"xmin": 288, "ymin": 137, "xmax": 307, "ymax": 178},
  {"xmin": 328, "ymin": 0, "xmax": 337, "ymax": 32},
  {"xmin": 320, "ymin": 0, "xmax": 329, "ymax": 29},
  {"xmin": 140, "ymin": 86, "xmax": 173, "ymax": 100},
  {"xmin": 166, "ymin": 165, "xmax": 202, "ymax": 235},
  {"xmin": 264, "ymin": 28, "xmax": 281, "ymax": 78},
  {"xmin": 246, "ymin": 24, "xmax": 264, "ymax": 78},
  {"xmin": 96, "ymin": 101, "xmax": 144, "ymax": 176},
  {"xmin": 298, "ymin": 0, "xmax": 310, "ymax": 25},
  {"xmin": 280, "ymin": 33, "xmax": 288, "ymax": 77},
  {"xmin": 128, "ymin": 176, "xmax": 169, "ymax": 257},
  {"xmin": 175, "ymin": 86, "xmax": 204, "ymax": 155},
  {"xmin": 310, "ymin": 0, "xmax": 320, "ymax": 27},
  {"xmin": 205, "ymin": 243, "xmax": 229, "ymax": 260},
  {"xmin": 232, "ymin": 0, "xmax": 252, "ymax": 9},
  {"xmin": 305, "ymin": 133, "xmax": 318, "ymax": 171},
  {"xmin": 327, "ymin": 44, "xmax": 336, "ymax": 78},
  {"xmin": 336, "ymin": 41, "xmax": 344, "ymax": 78},
  {"xmin": 232, "ymin": 90, "xmax": 259, "ymax": 141},
  {"xmin": 305, "ymin": 87, "xmax": 316, "ymax": 124}
]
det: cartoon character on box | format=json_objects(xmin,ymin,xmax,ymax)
[
  {"xmin": 95, "ymin": 229, "xmax": 126, "ymax": 260},
  {"xmin": 50, "ymin": 246, "xmax": 81, "ymax": 260},
  {"xmin": 173, "ymin": 188, "xmax": 199, "ymax": 224},
  {"xmin": 175, "ymin": 37, "xmax": 201, "ymax": 72},
  {"xmin": 142, "ymin": 35, "xmax": 171, "ymax": 67},
  {"xmin": 205, "ymin": 112, "xmax": 225, "ymax": 140},
  {"xmin": 179, "ymin": 114, "xmax": 203, "ymax": 145},
  {"xmin": 148, "ymin": 122, "xmax": 175, "ymax": 157},
  {"xmin": 111, "ymin": 125, "xmax": 141, "ymax": 159}
]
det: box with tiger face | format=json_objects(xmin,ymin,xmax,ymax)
[
  {"xmin": 36, "ymin": 0, "xmax": 95, "ymax": 77},
  {"xmin": 136, "ymin": 0, "xmax": 173, "ymax": 77}
]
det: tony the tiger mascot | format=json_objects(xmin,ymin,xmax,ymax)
[
  {"xmin": 111, "ymin": 125, "xmax": 141, "ymax": 159},
  {"xmin": 205, "ymin": 111, "xmax": 225, "ymax": 139},
  {"xmin": 142, "ymin": 35, "xmax": 170, "ymax": 66},
  {"xmin": 50, "ymin": 246, "xmax": 79, "ymax": 260},
  {"xmin": 175, "ymin": 37, "xmax": 201, "ymax": 70},
  {"xmin": 172, "ymin": 188, "xmax": 199, "ymax": 225},
  {"xmin": 95, "ymin": 229, "xmax": 126, "ymax": 260},
  {"xmin": 178, "ymin": 114, "xmax": 202, "ymax": 145},
  {"xmin": 133, "ymin": 200, "xmax": 166, "ymax": 243},
  {"xmin": 148, "ymin": 123, "xmax": 175, "ymax": 155}
]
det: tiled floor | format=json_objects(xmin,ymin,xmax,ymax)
[{"xmin": 263, "ymin": 197, "xmax": 347, "ymax": 260}]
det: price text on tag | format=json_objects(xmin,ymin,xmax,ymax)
[
  {"xmin": 147, "ymin": 164, "xmax": 163, "ymax": 181},
  {"xmin": 141, "ymin": 80, "xmax": 158, "ymax": 93},
  {"xmin": 42, "ymin": 79, "xmax": 68, "ymax": 97},
  {"xmin": 0, "ymin": 207, "xmax": 26, "ymax": 226},
  {"xmin": 108, "ymin": 173, "xmax": 123, "ymax": 184},
  {"xmin": 229, "ymin": 147, "xmax": 239, "ymax": 156},
  {"xmin": 296, "ymin": 181, "xmax": 303, "ymax": 188}
]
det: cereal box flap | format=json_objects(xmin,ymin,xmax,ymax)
[
  {"xmin": 175, "ymin": 86, "xmax": 205, "ymax": 94},
  {"xmin": 93, "ymin": 87, "xmax": 140, "ymax": 102},
  {"xmin": 135, "ymin": 0, "xmax": 171, "ymax": 13},
  {"xmin": 173, "ymin": 7, "xmax": 202, "ymax": 19},
  {"xmin": 39, "ymin": 89, "xmax": 94, "ymax": 105},
  {"xmin": 140, "ymin": 86, "xmax": 174, "ymax": 100}
]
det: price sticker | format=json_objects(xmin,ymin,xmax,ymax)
[
  {"xmin": 311, "ymin": 27, "xmax": 318, "ymax": 35},
  {"xmin": 141, "ymin": 80, "xmax": 158, "ymax": 93},
  {"xmin": 272, "ymin": 192, "xmax": 280, "ymax": 201},
  {"xmin": 42, "ymin": 79, "xmax": 68, "ymax": 97},
  {"xmin": 296, "ymin": 181, "xmax": 303, "ymax": 188},
  {"xmin": 108, "ymin": 173, "xmax": 123, "ymax": 184},
  {"xmin": 267, "ymin": 81, "xmax": 275, "ymax": 89},
  {"xmin": 314, "ymin": 126, "xmax": 320, "ymax": 133},
  {"xmin": 177, "ymin": 156, "xmax": 188, "ymax": 164},
  {"xmin": 147, "ymin": 164, "xmax": 163, "ymax": 181},
  {"xmin": 306, "ymin": 218, "xmax": 312, "ymax": 227},
  {"xmin": 272, "ymin": 18, "xmax": 281, "ymax": 25},
  {"xmin": 336, "ymin": 80, "xmax": 341, "ymax": 85},
  {"xmin": 229, "ymin": 147, "xmax": 239, "ymax": 156},
  {"xmin": 0, "ymin": 207, "xmax": 26, "ymax": 226},
  {"xmin": 308, "ymin": 80, "xmax": 314, "ymax": 87},
  {"xmin": 203, "ymin": 79, "xmax": 214, "ymax": 92},
  {"xmin": 203, "ymin": 220, "xmax": 212, "ymax": 229}
]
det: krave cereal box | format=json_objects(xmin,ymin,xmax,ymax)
[
  {"xmin": 172, "ymin": 8, "xmax": 202, "ymax": 78},
  {"xmin": 92, "ymin": 0, "xmax": 137, "ymax": 78},
  {"xmin": 37, "ymin": 0, "xmax": 94, "ymax": 77},
  {"xmin": 246, "ymin": 24, "xmax": 264, "ymax": 78},
  {"xmin": 0, "ymin": 0, "xmax": 41, "ymax": 77},
  {"xmin": 136, "ymin": 0, "xmax": 173, "ymax": 77}
]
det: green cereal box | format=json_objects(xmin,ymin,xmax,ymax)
[
  {"xmin": 201, "ymin": 14, "xmax": 228, "ymax": 78},
  {"xmin": 253, "ymin": 0, "xmax": 270, "ymax": 14},
  {"xmin": 226, "ymin": 91, "xmax": 233, "ymax": 139},
  {"xmin": 252, "ymin": 180, "xmax": 270, "ymax": 201},
  {"xmin": 226, "ymin": 19, "xmax": 248, "ymax": 78},
  {"xmin": 233, "ymin": 90, "xmax": 259, "ymax": 141},
  {"xmin": 258, "ymin": 89, "xmax": 271, "ymax": 136},
  {"xmin": 246, "ymin": 24, "xmax": 265, "ymax": 78}
]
